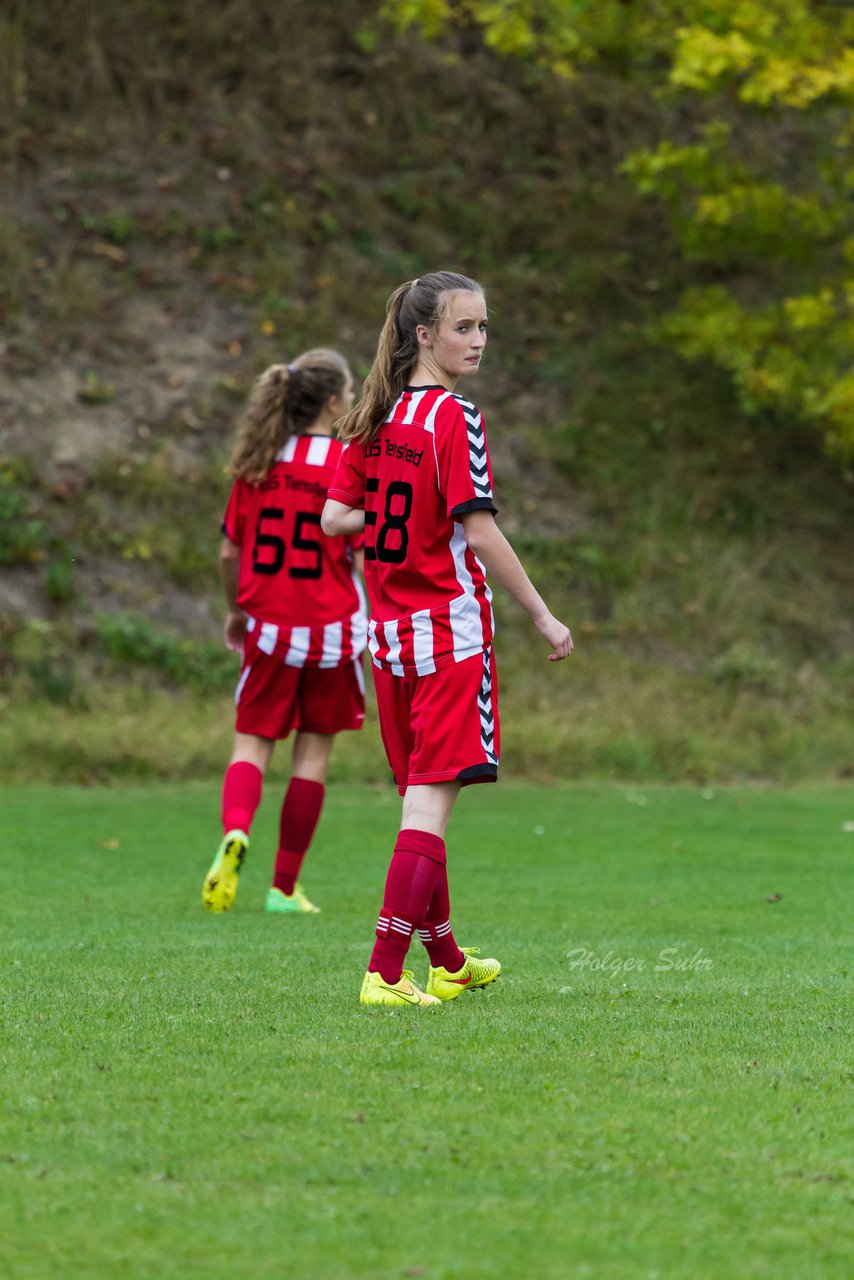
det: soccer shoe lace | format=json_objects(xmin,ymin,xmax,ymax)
[
  {"xmin": 265, "ymin": 884, "xmax": 321, "ymax": 914},
  {"xmin": 202, "ymin": 830, "xmax": 248, "ymax": 912},
  {"xmin": 425, "ymin": 946, "xmax": 501, "ymax": 1000},
  {"xmin": 359, "ymin": 968, "xmax": 441, "ymax": 1008}
]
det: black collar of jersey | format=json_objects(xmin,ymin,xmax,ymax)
[{"xmin": 404, "ymin": 384, "xmax": 450, "ymax": 392}]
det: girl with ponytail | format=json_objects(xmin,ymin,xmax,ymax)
[
  {"xmin": 324, "ymin": 273, "xmax": 573, "ymax": 1008},
  {"xmin": 203, "ymin": 349, "xmax": 368, "ymax": 918},
  {"xmin": 337, "ymin": 272, "xmax": 481, "ymax": 446}
]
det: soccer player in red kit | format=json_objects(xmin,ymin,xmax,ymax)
[
  {"xmin": 203, "ymin": 349, "xmax": 367, "ymax": 915},
  {"xmin": 322, "ymin": 273, "xmax": 572, "ymax": 1007}
]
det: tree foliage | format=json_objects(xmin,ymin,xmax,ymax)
[{"xmin": 382, "ymin": 0, "xmax": 854, "ymax": 460}]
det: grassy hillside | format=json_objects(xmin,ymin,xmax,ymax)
[{"xmin": 0, "ymin": 0, "xmax": 852, "ymax": 782}]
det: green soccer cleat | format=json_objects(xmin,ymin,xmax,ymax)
[
  {"xmin": 202, "ymin": 830, "xmax": 249, "ymax": 912},
  {"xmin": 359, "ymin": 969, "xmax": 442, "ymax": 1008},
  {"xmin": 425, "ymin": 947, "xmax": 502, "ymax": 1001},
  {"xmin": 265, "ymin": 884, "xmax": 321, "ymax": 914}
]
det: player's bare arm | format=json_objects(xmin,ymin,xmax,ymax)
[
  {"xmin": 461, "ymin": 510, "xmax": 573, "ymax": 661},
  {"xmin": 321, "ymin": 498, "xmax": 366, "ymax": 537},
  {"xmin": 219, "ymin": 535, "xmax": 246, "ymax": 652}
]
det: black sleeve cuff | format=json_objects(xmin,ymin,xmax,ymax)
[{"xmin": 451, "ymin": 497, "xmax": 498, "ymax": 517}]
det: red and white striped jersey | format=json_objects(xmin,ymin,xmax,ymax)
[
  {"xmin": 328, "ymin": 385, "xmax": 497, "ymax": 676},
  {"xmin": 223, "ymin": 433, "xmax": 367, "ymax": 669}
]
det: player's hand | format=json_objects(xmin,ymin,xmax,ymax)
[
  {"xmin": 224, "ymin": 609, "xmax": 247, "ymax": 652},
  {"xmin": 535, "ymin": 614, "xmax": 573, "ymax": 661}
]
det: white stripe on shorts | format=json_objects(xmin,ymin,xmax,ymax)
[
  {"xmin": 284, "ymin": 626, "xmax": 311, "ymax": 666},
  {"xmin": 411, "ymin": 608, "xmax": 436, "ymax": 676},
  {"xmin": 258, "ymin": 621, "xmax": 279, "ymax": 655},
  {"xmin": 478, "ymin": 648, "xmax": 498, "ymax": 765},
  {"xmin": 382, "ymin": 620, "xmax": 406, "ymax": 678},
  {"xmin": 319, "ymin": 621, "xmax": 343, "ymax": 668},
  {"xmin": 234, "ymin": 664, "xmax": 252, "ymax": 706}
]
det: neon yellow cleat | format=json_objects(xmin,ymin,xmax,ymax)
[
  {"xmin": 359, "ymin": 969, "xmax": 442, "ymax": 1008},
  {"xmin": 202, "ymin": 830, "xmax": 248, "ymax": 912},
  {"xmin": 265, "ymin": 885, "xmax": 321, "ymax": 914},
  {"xmin": 425, "ymin": 947, "xmax": 501, "ymax": 1001}
]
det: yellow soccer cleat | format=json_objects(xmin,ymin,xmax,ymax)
[
  {"xmin": 202, "ymin": 830, "xmax": 249, "ymax": 912},
  {"xmin": 265, "ymin": 884, "xmax": 321, "ymax": 914},
  {"xmin": 359, "ymin": 969, "xmax": 442, "ymax": 1008},
  {"xmin": 425, "ymin": 947, "xmax": 501, "ymax": 1001}
]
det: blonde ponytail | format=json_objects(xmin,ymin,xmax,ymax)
[{"xmin": 229, "ymin": 349, "xmax": 350, "ymax": 483}]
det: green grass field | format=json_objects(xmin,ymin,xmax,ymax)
[{"xmin": 2, "ymin": 782, "xmax": 852, "ymax": 1280}]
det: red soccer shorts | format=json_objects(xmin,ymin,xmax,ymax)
[
  {"xmin": 235, "ymin": 642, "xmax": 365, "ymax": 740},
  {"xmin": 372, "ymin": 647, "xmax": 500, "ymax": 794}
]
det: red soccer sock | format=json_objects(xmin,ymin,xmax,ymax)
[
  {"xmin": 417, "ymin": 865, "xmax": 465, "ymax": 972},
  {"xmin": 273, "ymin": 777, "xmax": 325, "ymax": 895},
  {"xmin": 221, "ymin": 761, "xmax": 263, "ymax": 835},
  {"xmin": 369, "ymin": 829, "xmax": 446, "ymax": 985}
]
